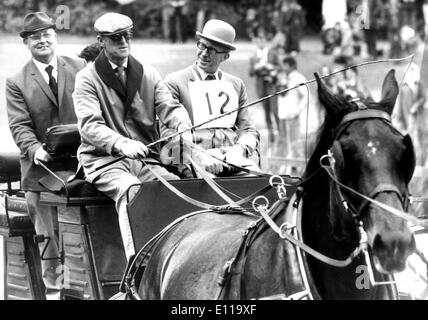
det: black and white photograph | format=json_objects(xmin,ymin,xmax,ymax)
[{"xmin": 0, "ymin": 0, "xmax": 427, "ymax": 308}]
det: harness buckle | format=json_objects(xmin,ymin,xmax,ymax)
[
  {"xmin": 279, "ymin": 222, "xmax": 296, "ymax": 238},
  {"xmin": 269, "ymin": 175, "xmax": 287, "ymax": 199},
  {"xmin": 252, "ymin": 196, "xmax": 269, "ymax": 212}
]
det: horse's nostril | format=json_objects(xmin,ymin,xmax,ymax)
[
  {"xmin": 372, "ymin": 232, "xmax": 416, "ymax": 259},
  {"xmin": 372, "ymin": 234, "xmax": 386, "ymax": 254}
]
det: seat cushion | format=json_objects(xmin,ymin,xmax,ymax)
[{"xmin": 0, "ymin": 211, "xmax": 34, "ymax": 236}]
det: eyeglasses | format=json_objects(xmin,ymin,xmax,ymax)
[
  {"xmin": 27, "ymin": 32, "xmax": 55, "ymax": 41},
  {"xmin": 105, "ymin": 31, "xmax": 133, "ymax": 42},
  {"xmin": 196, "ymin": 41, "xmax": 227, "ymax": 55}
]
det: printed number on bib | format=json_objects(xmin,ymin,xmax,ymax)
[{"xmin": 189, "ymin": 80, "xmax": 238, "ymax": 129}]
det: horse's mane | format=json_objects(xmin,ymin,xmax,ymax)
[{"xmin": 302, "ymin": 103, "xmax": 357, "ymax": 191}]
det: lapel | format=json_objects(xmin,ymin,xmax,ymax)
[
  {"xmin": 30, "ymin": 61, "xmax": 58, "ymax": 107},
  {"xmin": 125, "ymin": 55, "xmax": 143, "ymax": 109},
  {"xmin": 187, "ymin": 65, "xmax": 199, "ymax": 122},
  {"xmin": 57, "ymin": 56, "xmax": 67, "ymax": 107},
  {"xmin": 95, "ymin": 51, "xmax": 127, "ymax": 99}
]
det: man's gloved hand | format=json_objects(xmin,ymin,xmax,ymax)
[
  {"xmin": 117, "ymin": 138, "xmax": 149, "ymax": 159},
  {"xmin": 194, "ymin": 149, "xmax": 224, "ymax": 175},
  {"xmin": 177, "ymin": 122, "xmax": 193, "ymax": 145},
  {"xmin": 34, "ymin": 146, "xmax": 52, "ymax": 165},
  {"xmin": 224, "ymin": 144, "xmax": 246, "ymax": 167}
]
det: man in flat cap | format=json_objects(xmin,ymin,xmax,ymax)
[
  {"xmin": 161, "ymin": 19, "xmax": 260, "ymax": 177},
  {"xmin": 6, "ymin": 11, "xmax": 86, "ymax": 299},
  {"xmin": 72, "ymin": 12, "xmax": 193, "ymax": 259}
]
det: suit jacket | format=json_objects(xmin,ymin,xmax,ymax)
[
  {"xmin": 72, "ymin": 51, "xmax": 191, "ymax": 182},
  {"xmin": 161, "ymin": 64, "xmax": 259, "ymax": 155},
  {"xmin": 6, "ymin": 56, "xmax": 86, "ymax": 191}
]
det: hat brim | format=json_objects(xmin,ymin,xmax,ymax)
[
  {"xmin": 97, "ymin": 26, "xmax": 133, "ymax": 36},
  {"xmin": 20, "ymin": 23, "xmax": 55, "ymax": 38},
  {"xmin": 196, "ymin": 31, "xmax": 236, "ymax": 51}
]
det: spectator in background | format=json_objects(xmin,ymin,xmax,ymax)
[
  {"xmin": 330, "ymin": 55, "xmax": 372, "ymax": 102},
  {"xmin": 278, "ymin": 0, "xmax": 306, "ymax": 55},
  {"xmin": 249, "ymin": 27, "xmax": 281, "ymax": 144},
  {"xmin": 363, "ymin": 0, "xmax": 383, "ymax": 59},
  {"xmin": 168, "ymin": 0, "xmax": 188, "ymax": 43},
  {"xmin": 245, "ymin": 7, "xmax": 260, "ymax": 40},
  {"xmin": 276, "ymin": 56, "xmax": 308, "ymax": 156},
  {"xmin": 78, "ymin": 42, "xmax": 103, "ymax": 63},
  {"xmin": 394, "ymin": 62, "xmax": 427, "ymax": 165}
]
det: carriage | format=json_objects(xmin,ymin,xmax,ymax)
[{"xmin": 0, "ymin": 69, "xmax": 427, "ymax": 300}]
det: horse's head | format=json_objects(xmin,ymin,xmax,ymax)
[{"xmin": 316, "ymin": 69, "xmax": 416, "ymax": 273}]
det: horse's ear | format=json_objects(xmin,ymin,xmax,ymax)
[
  {"xmin": 402, "ymin": 134, "xmax": 416, "ymax": 184},
  {"xmin": 379, "ymin": 69, "xmax": 399, "ymax": 114},
  {"xmin": 315, "ymin": 72, "xmax": 345, "ymax": 116}
]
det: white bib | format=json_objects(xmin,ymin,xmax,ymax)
[{"xmin": 188, "ymin": 80, "xmax": 238, "ymax": 129}]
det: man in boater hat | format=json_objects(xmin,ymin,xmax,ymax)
[
  {"xmin": 161, "ymin": 19, "xmax": 260, "ymax": 177},
  {"xmin": 72, "ymin": 12, "xmax": 193, "ymax": 260},
  {"xmin": 6, "ymin": 11, "xmax": 86, "ymax": 299}
]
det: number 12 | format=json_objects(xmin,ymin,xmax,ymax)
[{"xmin": 205, "ymin": 91, "xmax": 230, "ymax": 115}]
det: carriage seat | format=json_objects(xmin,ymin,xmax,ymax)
[
  {"xmin": 0, "ymin": 148, "xmax": 21, "ymax": 184},
  {"xmin": 0, "ymin": 194, "xmax": 33, "ymax": 237}
]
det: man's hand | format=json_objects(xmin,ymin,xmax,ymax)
[
  {"xmin": 34, "ymin": 146, "xmax": 52, "ymax": 165},
  {"xmin": 177, "ymin": 122, "xmax": 193, "ymax": 145},
  {"xmin": 118, "ymin": 139, "xmax": 149, "ymax": 159},
  {"xmin": 194, "ymin": 149, "xmax": 224, "ymax": 175},
  {"xmin": 224, "ymin": 144, "xmax": 245, "ymax": 166}
]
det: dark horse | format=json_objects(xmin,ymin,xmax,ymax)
[{"xmin": 135, "ymin": 69, "xmax": 416, "ymax": 299}]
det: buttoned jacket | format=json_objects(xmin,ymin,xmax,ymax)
[
  {"xmin": 6, "ymin": 56, "xmax": 86, "ymax": 191},
  {"xmin": 73, "ymin": 51, "xmax": 191, "ymax": 182},
  {"xmin": 161, "ymin": 64, "xmax": 259, "ymax": 154}
]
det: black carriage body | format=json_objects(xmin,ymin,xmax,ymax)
[{"xmin": 38, "ymin": 175, "xmax": 296, "ymax": 300}]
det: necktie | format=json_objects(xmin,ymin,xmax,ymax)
[
  {"xmin": 45, "ymin": 65, "xmax": 58, "ymax": 101},
  {"xmin": 115, "ymin": 66, "xmax": 127, "ymax": 88},
  {"xmin": 205, "ymin": 74, "xmax": 216, "ymax": 81}
]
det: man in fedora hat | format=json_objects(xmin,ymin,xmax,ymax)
[
  {"xmin": 72, "ymin": 12, "xmax": 193, "ymax": 259},
  {"xmin": 161, "ymin": 19, "xmax": 260, "ymax": 177},
  {"xmin": 6, "ymin": 11, "xmax": 86, "ymax": 299}
]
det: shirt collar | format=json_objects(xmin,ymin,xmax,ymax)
[
  {"xmin": 109, "ymin": 57, "xmax": 128, "ymax": 70},
  {"xmin": 196, "ymin": 64, "xmax": 219, "ymax": 80},
  {"xmin": 33, "ymin": 55, "xmax": 58, "ymax": 73}
]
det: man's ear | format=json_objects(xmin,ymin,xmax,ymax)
[
  {"xmin": 223, "ymin": 53, "xmax": 230, "ymax": 61},
  {"xmin": 97, "ymin": 35, "xmax": 105, "ymax": 47}
]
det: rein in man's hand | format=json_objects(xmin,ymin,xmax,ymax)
[{"xmin": 34, "ymin": 146, "xmax": 52, "ymax": 165}]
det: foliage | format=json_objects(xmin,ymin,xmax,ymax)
[{"xmin": 0, "ymin": 0, "xmax": 269, "ymax": 38}]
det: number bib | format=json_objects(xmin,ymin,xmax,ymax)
[{"xmin": 188, "ymin": 80, "xmax": 239, "ymax": 129}]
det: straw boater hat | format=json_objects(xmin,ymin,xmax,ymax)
[
  {"xmin": 196, "ymin": 19, "xmax": 236, "ymax": 51},
  {"xmin": 19, "ymin": 12, "xmax": 55, "ymax": 38}
]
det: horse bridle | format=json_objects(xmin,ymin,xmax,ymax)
[{"xmin": 325, "ymin": 108, "xmax": 413, "ymax": 222}]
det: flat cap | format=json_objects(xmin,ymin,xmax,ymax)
[{"xmin": 94, "ymin": 12, "xmax": 133, "ymax": 36}]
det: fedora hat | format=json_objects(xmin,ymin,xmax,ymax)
[
  {"xmin": 20, "ymin": 12, "xmax": 55, "ymax": 38},
  {"xmin": 196, "ymin": 19, "xmax": 236, "ymax": 51}
]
